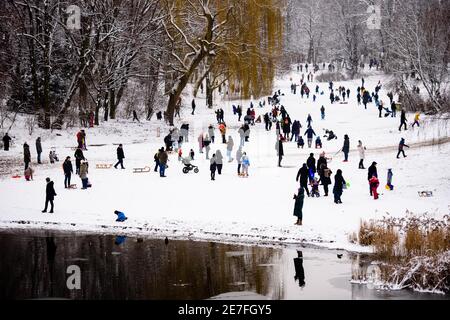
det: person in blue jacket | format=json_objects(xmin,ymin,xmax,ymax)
[{"xmin": 114, "ymin": 210, "xmax": 128, "ymax": 222}]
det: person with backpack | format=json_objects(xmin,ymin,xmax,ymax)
[
  {"xmin": 36, "ymin": 137, "xmax": 42, "ymax": 164},
  {"xmin": 333, "ymin": 169, "xmax": 346, "ymax": 204},
  {"xmin": 63, "ymin": 156, "xmax": 73, "ymax": 188},
  {"xmin": 397, "ymin": 138, "xmax": 410, "ymax": 158},
  {"xmin": 42, "ymin": 177, "xmax": 57, "ymax": 213},
  {"xmin": 114, "ymin": 144, "xmax": 125, "ymax": 169}
]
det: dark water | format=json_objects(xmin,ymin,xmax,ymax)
[{"xmin": 0, "ymin": 230, "xmax": 447, "ymax": 300}]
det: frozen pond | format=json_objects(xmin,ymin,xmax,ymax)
[{"xmin": 0, "ymin": 229, "xmax": 447, "ymax": 300}]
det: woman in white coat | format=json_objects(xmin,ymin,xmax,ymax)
[{"xmin": 357, "ymin": 140, "xmax": 366, "ymax": 169}]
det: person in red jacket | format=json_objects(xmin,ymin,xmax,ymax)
[{"xmin": 369, "ymin": 175, "xmax": 380, "ymax": 200}]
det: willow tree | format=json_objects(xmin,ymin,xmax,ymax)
[{"xmin": 162, "ymin": 0, "xmax": 284, "ymax": 125}]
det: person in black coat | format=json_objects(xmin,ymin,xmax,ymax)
[
  {"xmin": 319, "ymin": 165, "xmax": 332, "ymax": 196},
  {"xmin": 333, "ymin": 169, "xmax": 346, "ymax": 204},
  {"xmin": 306, "ymin": 153, "xmax": 316, "ymax": 182},
  {"xmin": 63, "ymin": 156, "xmax": 73, "ymax": 188},
  {"xmin": 296, "ymin": 163, "xmax": 310, "ymax": 197},
  {"xmin": 342, "ymin": 134, "xmax": 350, "ymax": 162},
  {"xmin": 276, "ymin": 138, "xmax": 284, "ymax": 167},
  {"xmin": 367, "ymin": 162, "xmax": 378, "ymax": 196},
  {"xmin": 36, "ymin": 137, "xmax": 42, "ymax": 164},
  {"xmin": 2, "ymin": 133, "xmax": 12, "ymax": 151},
  {"xmin": 191, "ymin": 99, "xmax": 196, "ymax": 115},
  {"xmin": 74, "ymin": 147, "xmax": 85, "ymax": 175},
  {"xmin": 42, "ymin": 177, "xmax": 57, "ymax": 213},
  {"xmin": 24, "ymin": 142, "xmax": 31, "ymax": 170},
  {"xmin": 114, "ymin": 144, "xmax": 125, "ymax": 169},
  {"xmin": 399, "ymin": 110, "xmax": 407, "ymax": 131}
]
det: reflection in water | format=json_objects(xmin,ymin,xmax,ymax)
[
  {"xmin": 293, "ymin": 251, "xmax": 305, "ymax": 288},
  {"xmin": 0, "ymin": 230, "xmax": 447, "ymax": 300}
]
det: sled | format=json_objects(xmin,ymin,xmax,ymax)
[
  {"xmin": 12, "ymin": 175, "xmax": 21, "ymax": 179},
  {"xmin": 418, "ymin": 191, "xmax": 433, "ymax": 197},
  {"xmin": 133, "ymin": 166, "xmax": 151, "ymax": 173},
  {"xmin": 96, "ymin": 164, "xmax": 113, "ymax": 169},
  {"xmin": 69, "ymin": 184, "xmax": 77, "ymax": 189},
  {"xmin": 339, "ymin": 102, "xmax": 349, "ymax": 104}
]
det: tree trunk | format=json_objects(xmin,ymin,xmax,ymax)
[{"xmin": 206, "ymin": 73, "xmax": 213, "ymax": 108}]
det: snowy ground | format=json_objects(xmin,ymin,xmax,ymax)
[{"xmin": 1, "ymin": 69, "xmax": 449, "ymax": 252}]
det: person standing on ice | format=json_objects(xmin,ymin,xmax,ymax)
[
  {"xmin": 304, "ymin": 126, "xmax": 316, "ymax": 148},
  {"xmin": 42, "ymin": 177, "xmax": 57, "ymax": 213},
  {"xmin": 204, "ymin": 134, "xmax": 211, "ymax": 159},
  {"xmin": 275, "ymin": 138, "xmax": 284, "ymax": 167},
  {"xmin": 63, "ymin": 156, "xmax": 73, "ymax": 189},
  {"xmin": 357, "ymin": 140, "xmax": 366, "ymax": 169},
  {"xmin": 320, "ymin": 106, "xmax": 325, "ymax": 120},
  {"xmin": 236, "ymin": 146, "xmax": 243, "ymax": 176},
  {"xmin": 296, "ymin": 163, "xmax": 310, "ymax": 197},
  {"xmin": 35, "ymin": 137, "xmax": 42, "ymax": 164},
  {"xmin": 208, "ymin": 125, "xmax": 215, "ymax": 144},
  {"xmin": 342, "ymin": 135, "xmax": 350, "ymax": 162},
  {"xmin": 23, "ymin": 142, "xmax": 31, "ymax": 170},
  {"xmin": 396, "ymin": 138, "xmax": 410, "ymax": 158},
  {"xmin": 114, "ymin": 144, "xmax": 125, "ymax": 169},
  {"xmin": 399, "ymin": 109, "xmax": 408, "ymax": 131},
  {"xmin": 333, "ymin": 169, "xmax": 346, "ymax": 204},
  {"xmin": 293, "ymin": 187, "xmax": 305, "ymax": 226},
  {"xmin": 369, "ymin": 175, "xmax": 380, "ymax": 200},
  {"xmin": 210, "ymin": 154, "xmax": 217, "ymax": 181},
  {"xmin": 226, "ymin": 136, "xmax": 234, "ymax": 162},
  {"xmin": 367, "ymin": 162, "xmax": 378, "ymax": 196}
]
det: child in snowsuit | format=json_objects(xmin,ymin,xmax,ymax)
[
  {"xmin": 297, "ymin": 136, "xmax": 305, "ymax": 149},
  {"xmin": 240, "ymin": 152, "xmax": 250, "ymax": 177},
  {"xmin": 24, "ymin": 166, "xmax": 34, "ymax": 181},
  {"xmin": 311, "ymin": 178, "xmax": 320, "ymax": 197},
  {"xmin": 386, "ymin": 169, "xmax": 394, "ymax": 190},
  {"xmin": 369, "ymin": 175, "xmax": 380, "ymax": 200},
  {"xmin": 315, "ymin": 136, "xmax": 322, "ymax": 149},
  {"xmin": 114, "ymin": 210, "xmax": 128, "ymax": 222}
]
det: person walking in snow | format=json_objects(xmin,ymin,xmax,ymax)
[
  {"xmin": 191, "ymin": 99, "xmax": 196, "ymax": 115},
  {"xmin": 306, "ymin": 153, "xmax": 316, "ymax": 183},
  {"xmin": 342, "ymin": 134, "xmax": 350, "ymax": 162},
  {"xmin": 42, "ymin": 177, "xmax": 57, "ymax": 213},
  {"xmin": 399, "ymin": 110, "xmax": 408, "ymax": 131},
  {"xmin": 226, "ymin": 136, "xmax": 234, "ymax": 162},
  {"xmin": 2, "ymin": 133, "xmax": 12, "ymax": 151},
  {"xmin": 291, "ymin": 120, "xmax": 301, "ymax": 142},
  {"xmin": 319, "ymin": 165, "xmax": 332, "ymax": 197},
  {"xmin": 219, "ymin": 122, "xmax": 227, "ymax": 144},
  {"xmin": 157, "ymin": 147, "xmax": 168, "ymax": 177},
  {"xmin": 198, "ymin": 133, "xmax": 204, "ymax": 154},
  {"xmin": 189, "ymin": 149, "xmax": 195, "ymax": 160},
  {"xmin": 204, "ymin": 134, "xmax": 211, "ymax": 159},
  {"xmin": 74, "ymin": 147, "xmax": 85, "ymax": 175},
  {"xmin": 367, "ymin": 162, "xmax": 378, "ymax": 196},
  {"xmin": 238, "ymin": 126, "xmax": 245, "ymax": 147},
  {"xmin": 237, "ymin": 105, "xmax": 242, "ymax": 122},
  {"xmin": 320, "ymin": 106, "xmax": 325, "ymax": 120},
  {"xmin": 240, "ymin": 152, "xmax": 250, "ymax": 177},
  {"xmin": 296, "ymin": 163, "xmax": 310, "ymax": 197},
  {"xmin": 208, "ymin": 125, "xmax": 215, "ymax": 144},
  {"xmin": 63, "ymin": 156, "xmax": 73, "ymax": 188},
  {"xmin": 23, "ymin": 142, "xmax": 31, "ymax": 170},
  {"xmin": 369, "ymin": 175, "xmax": 380, "ymax": 200},
  {"xmin": 357, "ymin": 140, "xmax": 366, "ymax": 169},
  {"xmin": 304, "ymin": 127, "xmax": 316, "ymax": 148},
  {"xmin": 36, "ymin": 137, "xmax": 42, "ymax": 164},
  {"xmin": 114, "ymin": 144, "xmax": 125, "ymax": 169},
  {"xmin": 412, "ymin": 112, "xmax": 420, "ymax": 128},
  {"xmin": 215, "ymin": 150, "xmax": 223, "ymax": 174},
  {"xmin": 275, "ymin": 138, "xmax": 284, "ymax": 167},
  {"xmin": 306, "ymin": 114, "xmax": 312, "ymax": 128},
  {"xmin": 333, "ymin": 169, "xmax": 346, "ymax": 204},
  {"xmin": 236, "ymin": 146, "xmax": 243, "ymax": 176},
  {"xmin": 210, "ymin": 154, "xmax": 217, "ymax": 181},
  {"xmin": 293, "ymin": 187, "xmax": 305, "ymax": 226},
  {"xmin": 396, "ymin": 138, "xmax": 410, "ymax": 158}
]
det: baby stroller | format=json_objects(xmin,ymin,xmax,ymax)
[{"xmin": 181, "ymin": 157, "xmax": 199, "ymax": 174}]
